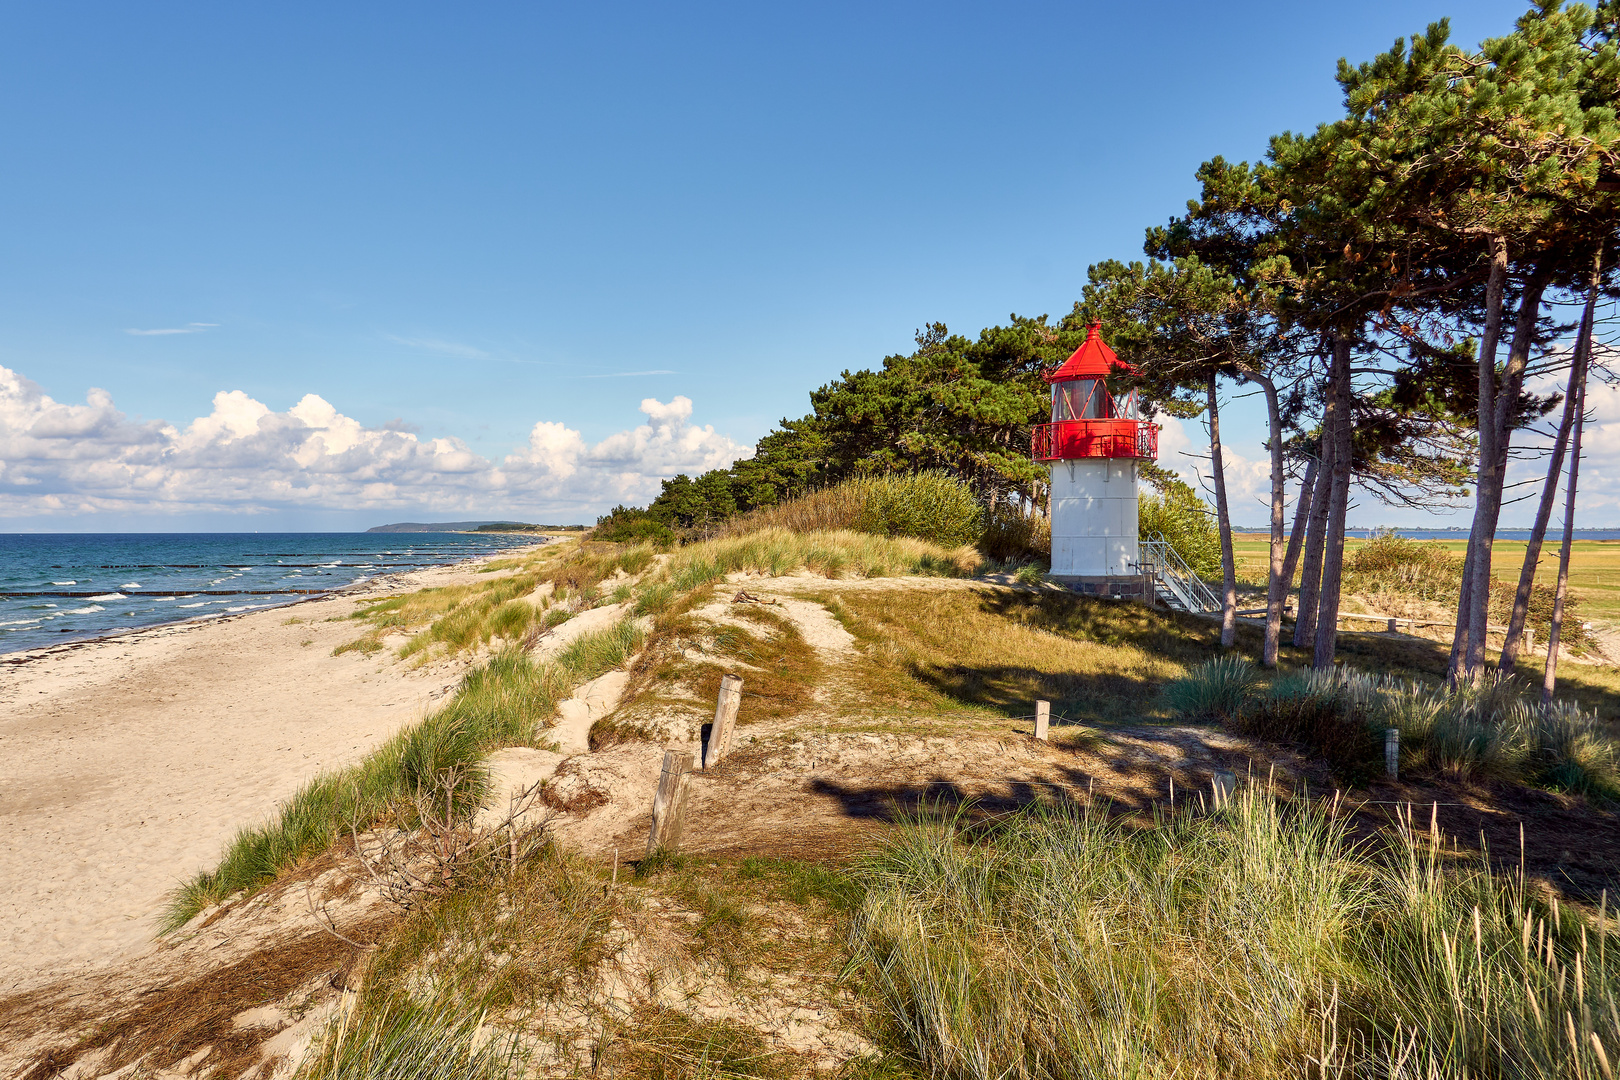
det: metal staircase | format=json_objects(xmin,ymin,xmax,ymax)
[{"xmin": 1135, "ymin": 533, "xmax": 1220, "ymax": 614}]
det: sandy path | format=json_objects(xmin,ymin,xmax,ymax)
[{"xmin": 0, "ymin": 547, "xmax": 542, "ymax": 994}]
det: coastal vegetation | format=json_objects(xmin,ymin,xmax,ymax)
[
  {"xmin": 1166, "ymin": 657, "xmax": 1620, "ymax": 798},
  {"xmin": 50, "ymin": 511, "xmax": 1611, "ymax": 1078},
  {"xmin": 162, "ymin": 621, "xmax": 645, "ymax": 930},
  {"xmin": 855, "ymin": 791, "xmax": 1620, "ymax": 1080}
]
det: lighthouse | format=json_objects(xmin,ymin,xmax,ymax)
[{"xmin": 1032, "ymin": 323, "xmax": 1158, "ymax": 594}]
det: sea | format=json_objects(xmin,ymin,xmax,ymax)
[
  {"xmin": 0, "ymin": 532, "xmax": 544, "ymax": 656},
  {"xmin": 1238, "ymin": 528, "xmax": 1620, "ymax": 541},
  {"xmin": 1359, "ymin": 528, "xmax": 1620, "ymax": 540}
]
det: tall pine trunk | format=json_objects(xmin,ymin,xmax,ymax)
[
  {"xmin": 1256, "ymin": 373, "xmax": 1287, "ymax": 666},
  {"xmin": 1543, "ymin": 359, "xmax": 1587, "ymax": 703},
  {"xmin": 1543, "ymin": 270, "xmax": 1600, "ymax": 703},
  {"xmin": 1293, "ymin": 438, "xmax": 1333, "ymax": 648},
  {"xmin": 1500, "ymin": 254, "xmax": 1601, "ymax": 672},
  {"xmin": 1451, "ymin": 237, "xmax": 1509, "ymax": 685},
  {"xmin": 1313, "ymin": 338, "xmax": 1354, "ymax": 670},
  {"xmin": 1462, "ymin": 272, "xmax": 1551, "ymax": 677},
  {"xmin": 1207, "ymin": 371, "xmax": 1238, "ymax": 648},
  {"xmin": 1280, "ymin": 457, "xmax": 1320, "ymax": 609}
]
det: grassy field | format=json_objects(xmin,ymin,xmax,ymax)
[{"xmin": 1233, "ymin": 534, "xmax": 1620, "ymax": 621}]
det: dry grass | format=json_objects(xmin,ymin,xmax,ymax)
[
  {"xmin": 594, "ymin": 602, "xmax": 825, "ymax": 750},
  {"xmin": 336, "ymin": 541, "xmax": 659, "ymax": 661},
  {"xmin": 1234, "ymin": 534, "xmax": 1620, "ymax": 622},
  {"xmin": 301, "ymin": 846, "xmax": 858, "ymax": 1080},
  {"xmin": 663, "ymin": 528, "xmax": 980, "ymax": 593},
  {"xmin": 715, "ymin": 473, "xmax": 983, "ymax": 549},
  {"xmin": 820, "ymin": 587, "xmax": 1210, "ymax": 724},
  {"xmin": 21, "ymin": 918, "xmax": 394, "ymax": 1080}
]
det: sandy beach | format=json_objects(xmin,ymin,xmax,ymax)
[{"xmin": 0, "ymin": 545, "xmax": 544, "ymax": 995}]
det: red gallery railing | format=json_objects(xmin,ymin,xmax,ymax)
[{"xmin": 1031, "ymin": 420, "xmax": 1158, "ymax": 462}]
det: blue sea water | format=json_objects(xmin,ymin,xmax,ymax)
[
  {"xmin": 1353, "ymin": 529, "xmax": 1620, "ymax": 541},
  {"xmin": 0, "ymin": 532, "xmax": 542, "ymax": 656}
]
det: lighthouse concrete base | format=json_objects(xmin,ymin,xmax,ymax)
[
  {"xmin": 1049, "ymin": 458, "xmax": 1139, "ymax": 577},
  {"xmin": 1047, "ymin": 574, "xmax": 1152, "ymax": 604}
]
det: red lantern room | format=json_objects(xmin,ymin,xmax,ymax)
[{"xmin": 1031, "ymin": 323, "xmax": 1158, "ymax": 462}]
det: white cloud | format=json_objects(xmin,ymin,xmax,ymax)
[
  {"xmin": 0, "ymin": 366, "xmax": 751, "ymax": 518},
  {"xmin": 1505, "ymin": 365, "xmax": 1620, "ymax": 526}
]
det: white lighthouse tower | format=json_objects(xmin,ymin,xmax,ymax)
[{"xmin": 1033, "ymin": 323, "xmax": 1158, "ymax": 595}]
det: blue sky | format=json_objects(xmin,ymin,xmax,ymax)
[{"xmin": 0, "ymin": 0, "xmax": 1577, "ymax": 530}]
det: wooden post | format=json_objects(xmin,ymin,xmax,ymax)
[
  {"xmin": 646, "ymin": 750, "xmax": 694, "ymax": 855},
  {"xmin": 1525, "ymin": 629, "xmax": 1535, "ymax": 656},
  {"xmin": 1035, "ymin": 700, "xmax": 1050, "ymax": 742},
  {"xmin": 1386, "ymin": 618, "xmax": 1398, "ymax": 634},
  {"xmin": 1385, "ymin": 728, "xmax": 1400, "ymax": 780},
  {"xmin": 703, "ymin": 673, "xmax": 744, "ymax": 770},
  {"xmin": 1211, "ymin": 771, "xmax": 1236, "ymax": 808}
]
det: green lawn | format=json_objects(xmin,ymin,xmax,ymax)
[{"xmin": 1232, "ymin": 535, "xmax": 1620, "ymax": 621}]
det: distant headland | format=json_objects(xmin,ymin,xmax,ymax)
[{"xmin": 365, "ymin": 521, "xmax": 588, "ymax": 533}]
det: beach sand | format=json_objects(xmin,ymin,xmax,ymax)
[{"xmin": 0, "ymin": 546, "xmax": 542, "ymax": 995}]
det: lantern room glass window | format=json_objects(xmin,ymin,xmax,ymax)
[{"xmin": 1052, "ymin": 380, "xmax": 1137, "ymax": 421}]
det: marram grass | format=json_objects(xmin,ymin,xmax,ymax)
[
  {"xmin": 662, "ymin": 526, "xmax": 979, "ymax": 592},
  {"xmin": 717, "ymin": 471, "xmax": 984, "ymax": 548},
  {"xmin": 162, "ymin": 620, "xmax": 644, "ymax": 932},
  {"xmin": 1163, "ymin": 660, "xmax": 1620, "ymax": 799},
  {"xmin": 852, "ymin": 790, "xmax": 1620, "ymax": 1080},
  {"xmin": 295, "ymin": 996, "xmax": 522, "ymax": 1080}
]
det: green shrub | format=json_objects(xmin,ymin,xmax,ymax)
[
  {"xmin": 1346, "ymin": 531, "xmax": 1586, "ymax": 647},
  {"xmin": 980, "ymin": 505, "xmax": 1051, "ymax": 563},
  {"xmin": 1138, "ymin": 488, "xmax": 1221, "ymax": 578},
  {"xmin": 593, "ymin": 505, "xmax": 676, "ymax": 545},
  {"xmin": 1231, "ymin": 671, "xmax": 1379, "ymax": 780},
  {"xmin": 719, "ymin": 472, "xmax": 984, "ymax": 548},
  {"xmin": 1161, "ymin": 655, "xmax": 1260, "ymax": 724},
  {"xmin": 1344, "ymin": 531, "xmax": 1458, "ymax": 601},
  {"xmin": 849, "ymin": 472, "xmax": 983, "ymax": 547}
]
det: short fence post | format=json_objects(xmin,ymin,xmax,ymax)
[
  {"xmin": 1035, "ymin": 700, "xmax": 1050, "ymax": 742},
  {"xmin": 1386, "ymin": 618, "xmax": 1398, "ymax": 633},
  {"xmin": 1211, "ymin": 771, "xmax": 1236, "ymax": 809},
  {"xmin": 703, "ymin": 673, "xmax": 744, "ymax": 770},
  {"xmin": 646, "ymin": 750, "xmax": 695, "ymax": 855},
  {"xmin": 1525, "ymin": 629, "xmax": 1535, "ymax": 656},
  {"xmin": 1385, "ymin": 728, "xmax": 1400, "ymax": 780}
]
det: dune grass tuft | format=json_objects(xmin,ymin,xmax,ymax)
[
  {"xmin": 662, "ymin": 527, "xmax": 979, "ymax": 592},
  {"xmin": 163, "ymin": 621, "xmax": 645, "ymax": 932},
  {"xmin": 853, "ymin": 789, "xmax": 1620, "ymax": 1080},
  {"xmin": 335, "ymin": 541, "xmax": 660, "ymax": 661},
  {"xmin": 717, "ymin": 472, "xmax": 984, "ymax": 549},
  {"xmin": 295, "ymin": 995, "xmax": 523, "ymax": 1080},
  {"xmin": 1162, "ymin": 661, "xmax": 1620, "ymax": 798},
  {"xmin": 1160, "ymin": 655, "xmax": 1263, "ymax": 724}
]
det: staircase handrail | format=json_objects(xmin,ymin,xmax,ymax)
[{"xmin": 1136, "ymin": 532, "xmax": 1220, "ymax": 613}]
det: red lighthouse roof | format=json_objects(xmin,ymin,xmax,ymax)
[{"xmin": 1044, "ymin": 323, "xmax": 1134, "ymax": 383}]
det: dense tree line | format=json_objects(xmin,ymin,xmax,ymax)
[
  {"xmin": 604, "ymin": 2, "xmax": 1620, "ymax": 698},
  {"xmin": 1085, "ymin": 1, "xmax": 1620, "ymax": 695}
]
